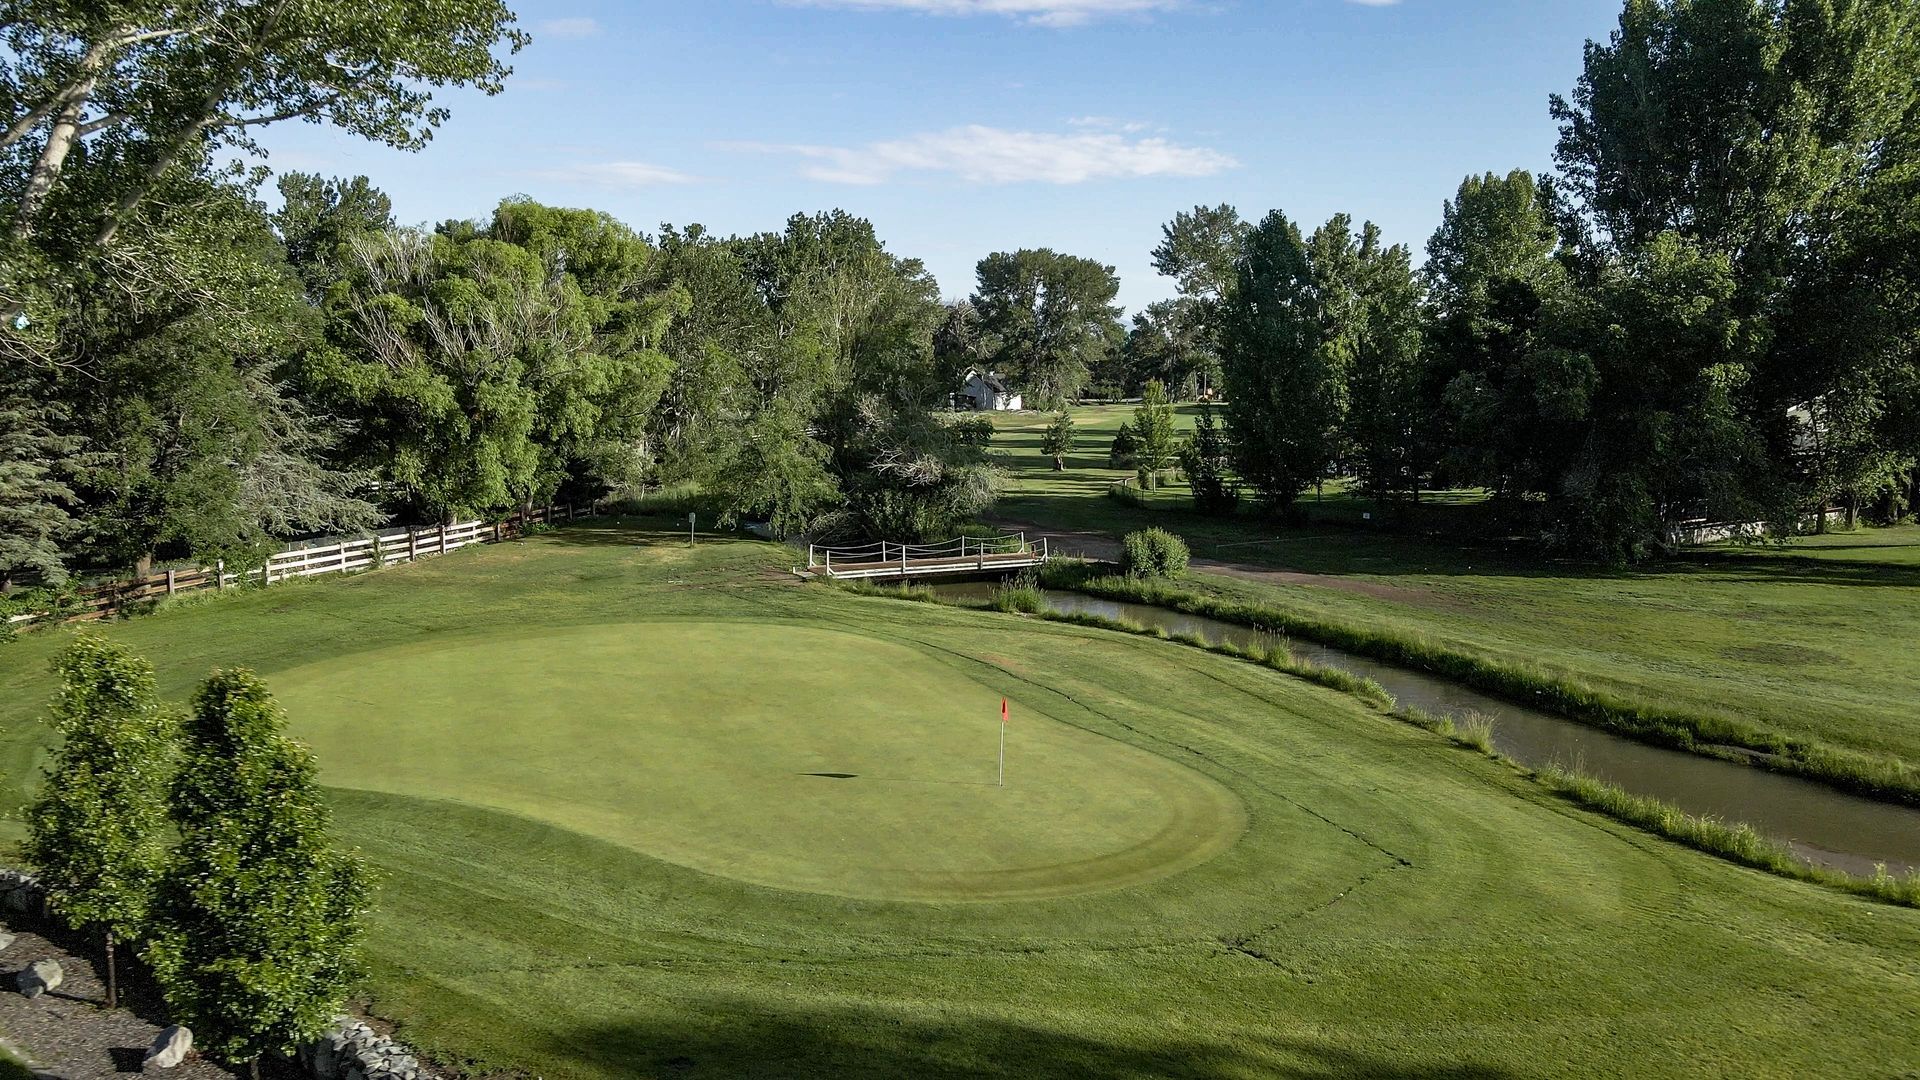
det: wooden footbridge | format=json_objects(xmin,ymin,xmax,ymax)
[{"xmin": 801, "ymin": 533, "xmax": 1050, "ymax": 581}]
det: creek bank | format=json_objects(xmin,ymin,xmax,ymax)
[{"xmin": 925, "ymin": 582, "xmax": 1920, "ymax": 877}]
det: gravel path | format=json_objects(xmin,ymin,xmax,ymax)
[{"xmin": 0, "ymin": 922, "xmax": 248, "ymax": 1080}]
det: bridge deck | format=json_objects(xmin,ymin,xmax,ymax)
[{"xmin": 801, "ymin": 536, "xmax": 1050, "ymax": 581}]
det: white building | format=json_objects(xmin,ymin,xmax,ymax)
[{"xmin": 958, "ymin": 368, "xmax": 1023, "ymax": 411}]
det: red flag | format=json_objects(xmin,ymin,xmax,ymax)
[{"xmin": 1002, "ymin": 697, "xmax": 1008, "ymax": 725}]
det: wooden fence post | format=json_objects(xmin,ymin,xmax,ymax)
[
  {"xmin": 408, "ymin": 528, "xmax": 419, "ymax": 562},
  {"xmin": 494, "ymin": 521, "xmax": 503, "ymax": 543},
  {"xmin": 439, "ymin": 522, "xmax": 449, "ymax": 555},
  {"xmin": 165, "ymin": 569, "xmax": 176, "ymax": 597},
  {"xmin": 215, "ymin": 559, "xmax": 225, "ymax": 591}
]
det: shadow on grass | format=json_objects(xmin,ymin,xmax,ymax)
[{"xmin": 549, "ymin": 1005, "xmax": 1517, "ymax": 1079}]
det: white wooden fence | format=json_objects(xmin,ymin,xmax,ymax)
[{"xmin": 8, "ymin": 503, "xmax": 587, "ymax": 627}]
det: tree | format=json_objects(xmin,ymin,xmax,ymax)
[
  {"xmin": 270, "ymin": 173, "xmax": 393, "ymax": 300},
  {"xmin": 1180, "ymin": 401, "xmax": 1237, "ymax": 515},
  {"xmin": 698, "ymin": 404, "xmax": 839, "ymax": 537},
  {"xmin": 1347, "ymin": 239, "xmax": 1427, "ymax": 505},
  {"xmin": 1220, "ymin": 211, "xmax": 1340, "ymax": 513},
  {"xmin": 0, "ymin": 387, "xmax": 86, "ymax": 591},
  {"xmin": 971, "ymin": 249, "xmax": 1122, "ymax": 408},
  {"xmin": 24, "ymin": 635, "xmax": 174, "ymax": 1008},
  {"xmin": 1131, "ymin": 380, "xmax": 1178, "ymax": 474},
  {"xmin": 147, "ymin": 669, "xmax": 371, "ymax": 1074},
  {"xmin": 1, "ymin": 0, "xmax": 527, "ymax": 245},
  {"xmin": 1550, "ymin": 0, "xmax": 1920, "ymax": 541},
  {"xmin": 1040, "ymin": 412, "xmax": 1077, "ymax": 471},
  {"xmin": 1122, "ymin": 299, "xmax": 1216, "ymax": 399},
  {"xmin": 1423, "ymin": 172, "xmax": 1574, "ymax": 504},
  {"xmin": 1151, "ymin": 204, "xmax": 1248, "ymax": 305},
  {"xmin": 1151, "ymin": 205, "xmax": 1247, "ymax": 388},
  {"xmin": 50, "ymin": 173, "xmax": 378, "ymax": 575},
  {"xmin": 314, "ymin": 202, "xmax": 682, "ymax": 522}
]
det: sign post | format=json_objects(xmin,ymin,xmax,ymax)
[{"xmin": 688, "ymin": 512, "xmax": 696, "ymax": 547}]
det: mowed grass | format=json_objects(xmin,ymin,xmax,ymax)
[
  {"xmin": 272, "ymin": 622, "xmax": 1245, "ymax": 901},
  {"xmin": 0, "ymin": 523, "xmax": 1916, "ymax": 1078},
  {"xmin": 991, "ymin": 407, "xmax": 1920, "ymax": 775}
]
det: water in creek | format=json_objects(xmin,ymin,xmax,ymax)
[{"xmin": 928, "ymin": 582, "xmax": 1920, "ymax": 877}]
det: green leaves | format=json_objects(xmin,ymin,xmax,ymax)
[
  {"xmin": 149, "ymin": 667, "xmax": 372, "ymax": 1065},
  {"xmin": 24, "ymin": 635, "xmax": 174, "ymax": 942}
]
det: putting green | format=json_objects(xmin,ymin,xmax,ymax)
[{"xmin": 272, "ymin": 621, "xmax": 1246, "ymax": 900}]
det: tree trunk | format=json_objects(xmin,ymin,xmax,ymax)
[
  {"xmin": 104, "ymin": 931, "xmax": 117, "ymax": 1009},
  {"xmin": 11, "ymin": 87, "xmax": 92, "ymax": 239},
  {"xmin": 134, "ymin": 551, "xmax": 154, "ymax": 579},
  {"xmin": 1052, "ymin": 455, "xmax": 1064, "ymax": 471},
  {"xmin": 1845, "ymin": 492, "xmax": 1859, "ymax": 531}
]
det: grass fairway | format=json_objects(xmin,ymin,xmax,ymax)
[
  {"xmin": 2, "ymin": 523, "xmax": 1918, "ymax": 1077},
  {"xmin": 992, "ymin": 407, "xmax": 1920, "ymax": 777}
]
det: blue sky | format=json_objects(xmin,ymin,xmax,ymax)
[{"xmin": 256, "ymin": 0, "xmax": 1625, "ymax": 315}]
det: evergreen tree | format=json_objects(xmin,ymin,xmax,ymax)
[
  {"xmin": 1040, "ymin": 412, "xmax": 1078, "ymax": 471},
  {"xmin": 0, "ymin": 387, "xmax": 86, "ymax": 592},
  {"xmin": 147, "ymin": 670, "xmax": 372, "ymax": 1073},
  {"xmin": 1130, "ymin": 380, "xmax": 1179, "ymax": 474},
  {"xmin": 24, "ymin": 635, "xmax": 174, "ymax": 1008},
  {"xmin": 1181, "ymin": 402, "xmax": 1238, "ymax": 515}
]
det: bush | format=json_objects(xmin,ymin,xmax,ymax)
[
  {"xmin": 1108, "ymin": 425, "xmax": 1139, "ymax": 469},
  {"xmin": 1120, "ymin": 528, "xmax": 1190, "ymax": 579}
]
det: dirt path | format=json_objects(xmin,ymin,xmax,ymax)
[{"xmin": 0, "ymin": 922, "xmax": 252, "ymax": 1080}]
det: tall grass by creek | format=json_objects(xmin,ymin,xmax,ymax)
[
  {"xmin": 1536, "ymin": 765, "xmax": 1920, "ymax": 908},
  {"xmin": 1038, "ymin": 563, "xmax": 1920, "ymax": 807}
]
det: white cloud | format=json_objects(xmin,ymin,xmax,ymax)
[
  {"xmin": 537, "ymin": 17, "xmax": 602, "ymax": 39},
  {"xmin": 528, "ymin": 162, "xmax": 699, "ymax": 188},
  {"xmin": 778, "ymin": 0, "xmax": 1183, "ymax": 27},
  {"xmin": 726, "ymin": 124, "xmax": 1236, "ymax": 185}
]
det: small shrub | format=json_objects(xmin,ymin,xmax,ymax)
[
  {"xmin": 1120, "ymin": 528, "xmax": 1190, "ymax": 579},
  {"xmin": 1108, "ymin": 425, "xmax": 1140, "ymax": 469}
]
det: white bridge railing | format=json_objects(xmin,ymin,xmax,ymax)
[{"xmin": 805, "ymin": 533, "xmax": 1050, "ymax": 579}]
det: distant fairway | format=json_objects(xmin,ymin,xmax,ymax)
[
  {"xmin": 273, "ymin": 622, "xmax": 1245, "ymax": 900},
  {"xmin": 1, "ymin": 521, "xmax": 1916, "ymax": 1079}
]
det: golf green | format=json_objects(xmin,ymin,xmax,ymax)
[{"xmin": 271, "ymin": 621, "xmax": 1247, "ymax": 901}]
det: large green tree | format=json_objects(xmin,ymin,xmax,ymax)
[
  {"xmin": 270, "ymin": 173, "xmax": 393, "ymax": 300},
  {"xmin": 1, "ymin": 0, "xmax": 526, "ymax": 245},
  {"xmin": 1220, "ymin": 211, "xmax": 1336, "ymax": 511},
  {"xmin": 971, "ymin": 249, "xmax": 1122, "ymax": 408},
  {"xmin": 25, "ymin": 635, "xmax": 174, "ymax": 1008}
]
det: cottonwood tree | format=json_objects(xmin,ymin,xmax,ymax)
[
  {"xmin": 971, "ymin": 249, "xmax": 1122, "ymax": 408},
  {"xmin": 147, "ymin": 669, "xmax": 371, "ymax": 1075},
  {"xmin": 1, "ymin": 0, "xmax": 527, "ymax": 244},
  {"xmin": 24, "ymin": 635, "xmax": 174, "ymax": 1008}
]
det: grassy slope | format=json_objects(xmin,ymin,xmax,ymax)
[
  {"xmin": 0, "ymin": 523, "xmax": 1915, "ymax": 1078},
  {"xmin": 992, "ymin": 407, "xmax": 1920, "ymax": 771}
]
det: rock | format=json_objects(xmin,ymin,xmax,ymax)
[
  {"xmin": 144, "ymin": 1025, "xmax": 192, "ymax": 1070},
  {"xmin": 0, "ymin": 932, "xmax": 16, "ymax": 954},
  {"xmin": 16, "ymin": 959, "xmax": 61, "ymax": 998}
]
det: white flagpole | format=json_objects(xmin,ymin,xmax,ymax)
[{"xmin": 998, "ymin": 710, "xmax": 1007, "ymax": 787}]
